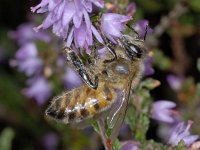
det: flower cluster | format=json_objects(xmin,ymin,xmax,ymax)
[
  {"xmin": 9, "ymin": 23, "xmax": 52, "ymax": 105},
  {"xmin": 31, "ymin": 0, "xmax": 132, "ymax": 53}
]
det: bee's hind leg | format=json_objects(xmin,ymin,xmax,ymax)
[{"xmin": 63, "ymin": 47, "xmax": 98, "ymax": 89}]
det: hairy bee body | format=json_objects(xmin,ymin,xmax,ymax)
[
  {"xmin": 46, "ymin": 33, "xmax": 146, "ymax": 126},
  {"xmin": 46, "ymin": 80, "xmax": 117, "ymax": 123}
]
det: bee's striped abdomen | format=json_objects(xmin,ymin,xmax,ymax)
[{"xmin": 46, "ymin": 81, "xmax": 117, "ymax": 124}]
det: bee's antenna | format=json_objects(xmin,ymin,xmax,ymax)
[
  {"xmin": 126, "ymin": 24, "xmax": 132, "ymax": 29},
  {"xmin": 143, "ymin": 24, "xmax": 148, "ymax": 41},
  {"xmin": 126, "ymin": 24, "xmax": 139, "ymax": 36}
]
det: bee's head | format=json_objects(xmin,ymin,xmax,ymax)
[{"xmin": 120, "ymin": 34, "xmax": 146, "ymax": 60}]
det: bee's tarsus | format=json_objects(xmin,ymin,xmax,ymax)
[
  {"xmin": 64, "ymin": 47, "xmax": 99, "ymax": 89},
  {"xmin": 104, "ymin": 45, "xmax": 117, "ymax": 63},
  {"xmin": 80, "ymin": 70, "xmax": 98, "ymax": 89}
]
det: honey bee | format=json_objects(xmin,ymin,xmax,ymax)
[{"xmin": 46, "ymin": 27, "xmax": 146, "ymax": 141}]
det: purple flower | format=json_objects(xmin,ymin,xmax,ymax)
[
  {"xmin": 23, "ymin": 77, "xmax": 52, "ymax": 105},
  {"xmin": 31, "ymin": 0, "xmax": 104, "ymax": 39},
  {"xmin": 10, "ymin": 42, "xmax": 43, "ymax": 76},
  {"xmin": 56, "ymin": 55, "xmax": 66, "ymax": 68},
  {"xmin": 101, "ymin": 13, "xmax": 132, "ymax": 44},
  {"xmin": 144, "ymin": 55, "xmax": 154, "ymax": 76},
  {"xmin": 62, "ymin": 67, "xmax": 82, "ymax": 90},
  {"xmin": 151, "ymin": 100, "xmax": 176, "ymax": 123},
  {"xmin": 98, "ymin": 47, "xmax": 107, "ymax": 59},
  {"xmin": 167, "ymin": 75, "xmax": 183, "ymax": 91},
  {"xmin": 66, "ymin": 21, "xmax": 104, "ymax": 52},
  {"xmin": 132, "ymin": 20, "xmax": 153, "ymax": 39},
  {"xmin": 119, "ymin": 123, "xmax": 131, "ymax": 140},
  {"xmin": 42, "ymin": 132, "xmax": 58, "ymax": 150},
  {"xmin": 126, "ymin": 2, "xmax": 136, "ymax": 16},
  {"xmin": 168, "ymin": 121, "xmax": 198, "ymax": 146},
  {"xmin": 9, "ymin": 23, "xmax": 51, "ymax": 45},
  {"xmin": 121, "ymin": 141, "xmax": 138, "ymax": 150}
]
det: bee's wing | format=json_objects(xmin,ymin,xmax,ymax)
[{"xmin": 107, "ymin": 77, "xmax": 132, "ymax": 141}]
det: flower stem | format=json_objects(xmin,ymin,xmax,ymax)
[{"xmin": 97, "ymin": 119, "xmax": 112, "ymax": 150}]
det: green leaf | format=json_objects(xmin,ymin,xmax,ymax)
[
  {"xmin": 126, "ymin": 104, "xmax": 137, "ymax": 131},
  {"xmin": 190, "ymin": 0, "xmax": 200, "ymax": 12},
  {"xmin": 126, "ymin": 87, "xmax": 152, "ymax": 141},
  {"xmin": 112, "ymin": 139, "xmax": 121, "ymax": 150},
  {"xmin": 139, "ymin": 78, "xmax": 160, "ymax": 90},
  {"xmin": 0, "ymin": 128, "xmax": 15, "ymax": 150},
  {"xmin": 176, "ymin": 140, "xmax": 185, "ymax": 150},
  {"xmin": 92, "ymin": 121, "xmax": 100, "ymax": 134},
  {"xmin": 195, "ymin": 83, "xmax": 200, "ymax": 97},
  {"xmin": 153, "ymin": 49, "xmax": 171, "ymax": 71},
  {"xmin": 0, "ymin": 73, "xmax": 24, "ymax": 110}
]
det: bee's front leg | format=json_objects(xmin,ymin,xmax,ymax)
[
  {"xmin": 63, "ymin": 47, "xmax": 98, "ymax": 89},
  {"xmin": 103, "ymin": 44, "xmax": 117, "ymax": 63}
]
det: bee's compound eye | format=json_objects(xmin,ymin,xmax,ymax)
[
  {"xmin": 129, "ymin": 44, "xmax": 142, "ymax": 58},
  {"xmin": 114, "ymin": 63, "xmax": 129, "ymax": 75}
]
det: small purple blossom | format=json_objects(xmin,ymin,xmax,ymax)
[
  {"xmin": 119, "ymin": 123, "xmax": 131, "ymax": 140},
  {"xmin": 167, "ymin": 75, "xmax": 183, "ymax": 91},
  {"xmin": 10, "ymin": 42, "xmax": 43, "ymax": 76},
  {"xmin": 42, "ymin": 132, "xmax": 58, "ymax": 150},
  {"xmin": 62, "ymin": 67, "xmax": 82, "ymax": 90},
  {"xmin": 9, "ymin": 23, "xmax": 51, "ymax": 45},
  {"xmin": 144, "ymin": 55, "xmax": 154, "ymax": 76},
  {"xmin": 98, "ymin": 47, "xmax": 107, "ymax": 59},
  {"xmin": 23, "ymin": 77, "xmax": 52, "ymax": 105},
  {"xmin": 126, "ymin": 2, "xmax": 136, "ymax": 16},
  {"xmin": 151, "ymin": 100, "xmax": 176, "ymax": 123},
  {"xmin": 121, "ymin": 141, "xmax": 139, "ymax": 150},
  {"xmin": 101, "ymin": 13, "xmax": 132, "ymax": 44},
  {"xmin": 132, "ymin": 20, "xmax": 153, "ymax": 39},
  {"xmin": 66, "ymin": 21, "xmax": 104, "ymax": 52},
  {"xmin": 31, "ymin": 0, "xmax": 104, "ymax": 39},
  {"xmin": 168, "ymin": 121, "xmax": 199, "ymax": 146}
]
